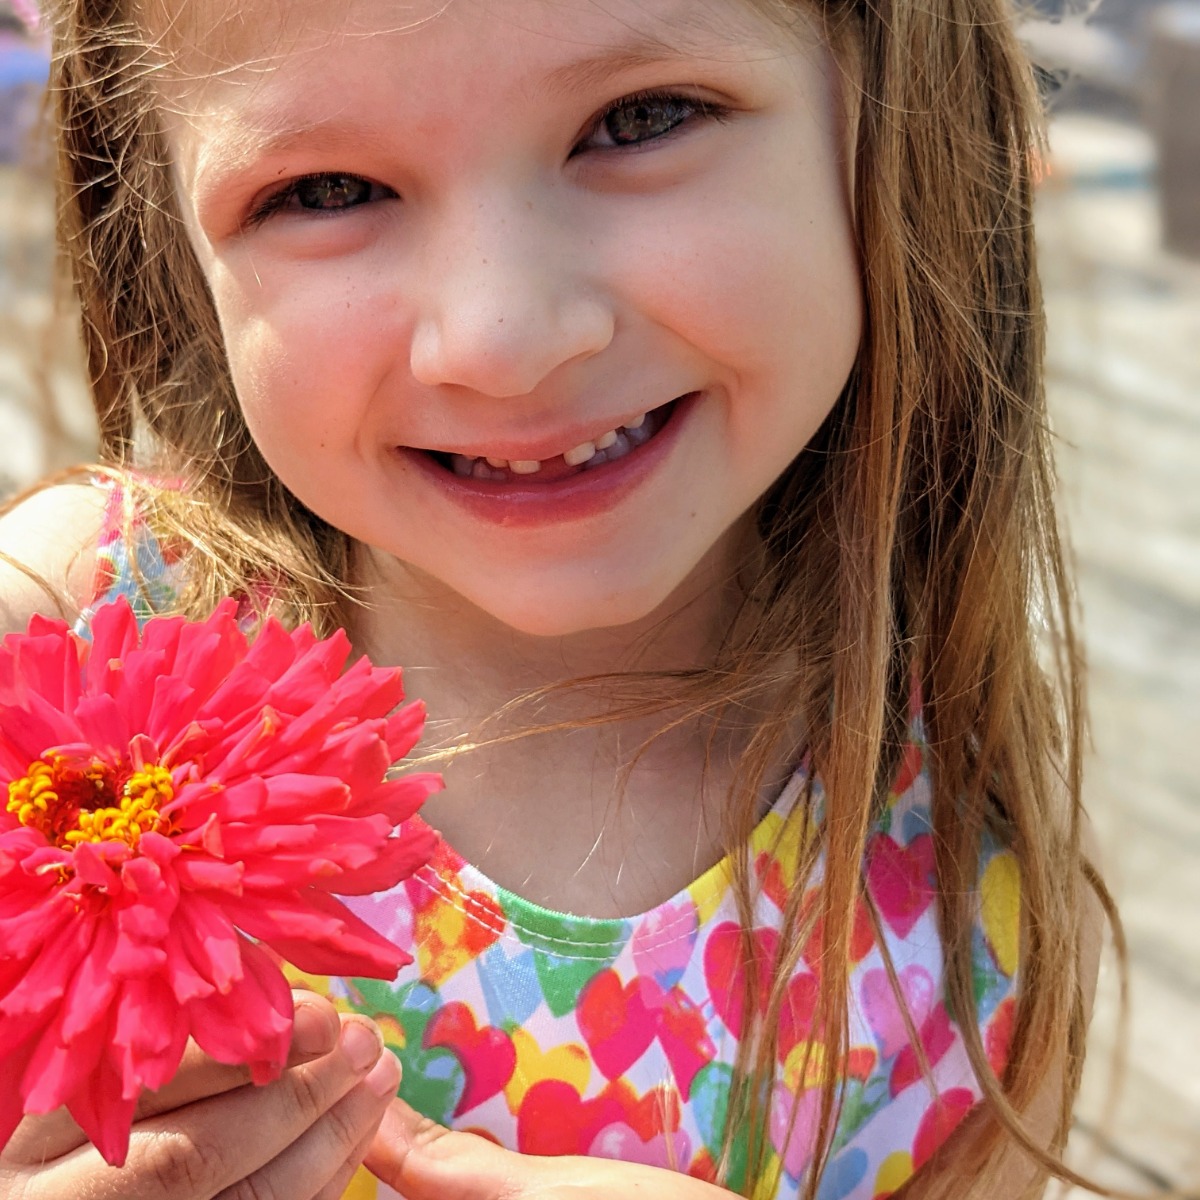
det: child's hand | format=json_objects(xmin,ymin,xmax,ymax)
[
  {"xmin": 366, "ymin": 1098, "xmax": 735, "ymax": 1200},
  {"xmin": 0, "ymin": 990, "xmax": 400, "ymax": 1200}
]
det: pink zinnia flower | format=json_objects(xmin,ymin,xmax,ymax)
[{"xmin": 0, "ymin": 599, "xmax": 439, "ymax": 1166}]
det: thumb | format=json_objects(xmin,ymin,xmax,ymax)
[{"xmin": 365, "ymin": 1099, "xmax": 524, "ymax": 1200}]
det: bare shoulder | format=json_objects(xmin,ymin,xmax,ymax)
[{"xmin": 0, "ymin": 482, "xmax": 109, "ymax": 635}]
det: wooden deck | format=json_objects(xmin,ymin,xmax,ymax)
[
  {"xmin": 1041, "ymin": 117, "xmax": 1200, "ymax": 1197},
  {"xmin": 0, "ymin": 111, "xmax": 1197, "ymax": 1194}
]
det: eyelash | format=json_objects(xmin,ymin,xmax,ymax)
[
  {"xmin": 580, "ymin": 88, "xmax": 731, "ymax": 153},
  {"xmin": 246, "ymin": 89, "xmax": 730, "ymax": 225}
]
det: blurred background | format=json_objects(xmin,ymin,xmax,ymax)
[{"xmin": 1, "ymin": 0, "xmax": 1197, "ymax": 1192}]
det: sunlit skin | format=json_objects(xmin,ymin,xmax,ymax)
[{"xmin": 168, "ymin": 0, "xmax": 862, "ymax": 645}]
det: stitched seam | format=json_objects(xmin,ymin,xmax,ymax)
[{"xmin": 418, "ymin": 868, "xmax": 712, "ymax": 958}]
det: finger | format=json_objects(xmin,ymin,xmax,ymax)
[
  {"xmin": 366, "ymin": 1099, "xmax": 524, "ymax": 1200},
  {"xmin": 310, "ymin": 1129, "xmax": 384, "ymax": 1200},
  {"xmin": 247, "ymin": 1055, "xmax": 398, "ymax": 1200},
  {"xmin": 3, "ymin": 990, "xmax": 341, "ymax": 1166},
  {"xmin": 20, "ymin": 1016, "xmax": 387, "ymax": 1200}
]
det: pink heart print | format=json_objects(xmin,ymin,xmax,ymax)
[
  {"xmin": 631, "ymin": 899, "xmax": 698, "ymax": 988},
  {"xmin": 768, "ymin": 1083, "xmax": 822, "ymax": 1180},
  {"xmin": 864, "ymin": 832, "xmax": 936, "ymax": 940},
  {"xmin": 589, "ymin": 1122, "xmax": 694, "ymax": 1170},
  {"xmin": 423, "ymin": 1000, "xmax": 516, "ymax": 1115},
  {"xmin": 859, "ymin": 964, "xmax": 936, "ymax": 1060}
]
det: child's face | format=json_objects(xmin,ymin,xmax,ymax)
[{"xmin": 167, "ymin": 0, "xmax": 861, "ymax": 638}]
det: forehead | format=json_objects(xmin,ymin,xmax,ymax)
[{"xmin": 147, "ymin": 0, "xmax": 808, "ymax": 100}]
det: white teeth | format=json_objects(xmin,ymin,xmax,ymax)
[
  {"xmin": 563, "ymin": 440, "xmax": 597, "ymax": 467},
  {"xmin": 446, "ymin": 406, "xmax": 660, "ymax": 480}
]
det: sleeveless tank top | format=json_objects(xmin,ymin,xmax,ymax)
[{"xmin": 80, "ymin": 485, "xmax": 1020, "ymax": 1200}]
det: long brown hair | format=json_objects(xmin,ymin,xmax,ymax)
[{"xmin": 42, "ymin": 0, "xmax": 1120, "ymax": 1194}]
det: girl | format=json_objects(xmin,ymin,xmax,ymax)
[{"xmin": 0, "ymin": 0, "xmax": 1113, "ymax": 1196}]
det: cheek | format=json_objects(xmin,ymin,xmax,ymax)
[
  {"xmin": 205, "ymin": 258, "xmax": 393, "ymax": 457},
  {"xmin": 608, "ymin": 177, "xmax": 861, "ymax": 464},
  {"xmin": 601, "ymin": 119, "xmax": 861, "ymax": 381}
]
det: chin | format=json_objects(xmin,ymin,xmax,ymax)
[{"xmin": 457, "ymin": 571, "xmax": 687, "ymax": 640}]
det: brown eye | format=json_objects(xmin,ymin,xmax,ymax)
[
  {"xmin": 602, "ymin": 96, "xmax": 695, "ymax": 146},
  {"xmin": 248, "ymin": 172, "xmax": 399, "ymax": 225},
  {"xmin": 294, "ymin": 174, "xmax": 375, "ymax": 209}
]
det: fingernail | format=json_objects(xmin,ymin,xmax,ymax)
[
  {"xmin": 293, "ymin": 1000, "xmax": 338, "ymax": 1056},
  {"xmin": 341, "ymin": 1019, "xmax": 384, "ymax": 1072},
  {"xmin": 364, "ymin": 1048, "xmax": 401, "ymax": 1097}
]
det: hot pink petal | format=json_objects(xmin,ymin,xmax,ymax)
[
  {"xmin": 231, "ymin": 888, "xmax": 409, "ymax": 977},
  {"xmin": 115, "ymin": 975, "xmax": 190, "ymax": 1095},
  {"xmin": 0, "ymin": 691, "xmax": 83, "ymax": 762},
  {"xmin": 175, "ymin": 893, "xmax": 245, "ymax": 994},
  {"xmin": 60, "ymin": 920, "xmax": 119, "ymax": 1040},
  {"xmin": 385, "ymin": 702, "xmax": 426, "ymax": 760},
  {"xmin": 66, "ymin": 1012, "xmax": 138, "ymax": 1167},
  {"xmin": 22, "ymin": 1001, "xmax": 106, "ymax": 1115},
  {"xmin": 86, "ymin": 596, "xmax": 140, "ymax": 672},
  {"xmin": 320, "ymin": 822, "xmax": 440, "ymax": 895},
  {"xmin": 0, "ymin": 1038, "xmax": 40, "ymax": 1151},
  {"xmin": 0, "ymin": 909, "xmax": 93, "ymax": 1018},
  {"xmin": 188, "ymin": 937, "xmax": 291, "ymax": 1075}
]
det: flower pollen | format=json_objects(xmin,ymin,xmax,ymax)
[{"xmin": 6, "ymin": 754, "xmax": 174, "ymax": 850}]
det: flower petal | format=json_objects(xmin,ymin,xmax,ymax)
[
  {"xmin": 231, "ymin": 887, "xmax": 409, "ymax": 978},
  {"xmin": 115, "ymin": 974, "xmax": 189, "ymax": 1095},
  {"xmin": 187, "ymin": 937, "xmax": 291, "ymax": 1079},
  {"xmin": 65, "ymin": 1011, "xmax": 137, "ymax": 1167}
]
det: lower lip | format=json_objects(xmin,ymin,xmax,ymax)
[{"xmin": 399, "ymin": 393, "xmax": 699, "ymax": 529}]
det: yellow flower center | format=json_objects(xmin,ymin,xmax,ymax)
[{"xmin": 6, "ymin": 753, "xmax": 175, "ymax": 850}]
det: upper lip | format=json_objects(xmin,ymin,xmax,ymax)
[{"xmin": 405, "ymin": 397, "xmax": 684, "ymax": 463}]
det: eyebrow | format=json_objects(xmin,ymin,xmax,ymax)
[
  {"xmin": 192, "ymin": 118, "xmax": 396, "ymax": 189},
  {"xmin": 537, "ymin": 33, "xmax": 717, "ymax": 99}
]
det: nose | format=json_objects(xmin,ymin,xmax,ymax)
[{"xmin": 408, "ymin": 196, "xmax": 614, "ymax": 398}]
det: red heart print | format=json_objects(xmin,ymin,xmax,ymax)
[
  {"xmin": 777, "ymin": 970, "xmax": 820, "ymax": 1063},
  {"xmin": 889, "ymin": 1003, "xmax": 955, "ymax": 1097},
  {"xmin": 844, "ymin": 1045, "xmax": 877, "ymax": 1082},
  {"xmin": 658, "ymin": 986, "xmax": 716, "ymax": 1098},
  {"xmin": 799, "ymin": 889, "xmax": 875, "ymax": 972},
  {"xmin": 890, "ymin": 739, "xmax": 924, "ymax": 798},
  {"xmin": 913, "ymin": 1087, "xmax": 976, "ymax": 1168},
  {"xmin": 760, "ymin": 853, "xmax": 790, "ymax": 913},
  {"xmin": 985, "ymin": 996, "xmax": 1015, "ymax": 1077},
  {"xmin": 577, "ymin": 968, "xmax": 663, "ymax": 1080},
  {"xmin": 626, "ymin": 1082, "xmax": 682, "ymax": 1140},
  {"xmin": 517, "ymin": 1079, "xmax": 626, "ymax": 1156},
  {"xmin": 703, "ymin": 922, "xmax": 780, "ymax": 1038},
  {"xmin": 424, "ymin": 1001, "xmax": 516, "ymax": 1115},
  {"xmin": 865, "ymin": 832, "xmax": 936, "ymax": 941}
]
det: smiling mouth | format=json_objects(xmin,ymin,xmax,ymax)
[{"xmin": 424, "ymin": 397, "xmax": 684, "ymax": 484}]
